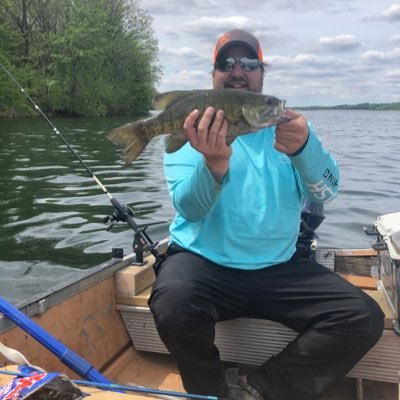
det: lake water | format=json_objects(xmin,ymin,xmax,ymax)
[{"xmin": 0, "ymin": 110, "xmax": 399, "ymax": 304}]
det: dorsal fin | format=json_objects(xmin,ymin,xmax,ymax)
[{"xmin": 152, "ymin": 90, "xmax": 202, "ymax": 110}]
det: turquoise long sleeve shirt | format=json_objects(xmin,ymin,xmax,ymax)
[{"xmin": 164, "ymin": 124, "xmax": 339, "ymax": 269}]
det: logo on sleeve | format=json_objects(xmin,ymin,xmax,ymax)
[
  {"xmin": 323, "ymin": 168, "xmax": 338, "ymax": 189},
  {"xmin": 306, "ymin": 179, "xmax": 337, "ymax": 203}
]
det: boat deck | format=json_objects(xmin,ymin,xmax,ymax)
[
  {"xmin": 0, "ymin": 352, "xmax": 397, "ymax": 400},
  {"xmin": 114, "ymin": 350, "xmax": 398, "ymax": 400},
  {"xmin": 0, "ymin": 247, "xmax": 398, "ymax": 399}
]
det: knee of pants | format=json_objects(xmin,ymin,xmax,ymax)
[
  {"xmin": 361, "ymin": 293, "xmax": 385, "ymax": 345},
  {"xmin": 149, "ymin": 281, "xmax": 217, "ymax": 339},
  {"xmin": 343, "ymin": 293, "xmax": 384, "ymax": 348}
]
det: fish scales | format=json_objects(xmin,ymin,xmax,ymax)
[{"xmin": 145, "ymin": 91, "xmax": 249, "ymax": 136}]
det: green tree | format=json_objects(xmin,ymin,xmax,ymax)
[
  {"xmin": 0, "ymin": 2, "xmax": 34, "ymax": 115},
  {"xmin": 0, "ymin": 0, "xmax": 161, "ymax": 117}
]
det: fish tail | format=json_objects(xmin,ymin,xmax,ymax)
[{"xmin": 107, "ymin": 122, "xmax": 150, "ymax": 163}]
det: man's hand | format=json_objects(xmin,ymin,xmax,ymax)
[
  {"xmin": 184, "ymin": 107, "xmax": 232, "ymax": 182},
  {"xmin": 275, "ymin": 109, "xmax": 309, "ymax": 155}
]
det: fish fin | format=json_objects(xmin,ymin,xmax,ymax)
[
  {"xmin": 153, "ymin": 90, "xmax": 201, "ymax": 110},
  {"xmin": 164, "ymin": 133, "xmax": 188, "ymax": 153},
  {"xmin": 108, "ymin": 123, "xmax": 150, "ymax": 163}
]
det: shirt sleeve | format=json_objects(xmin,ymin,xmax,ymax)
[
  {"xmin": 289, "ymin": 123, "xmax": 339, "ymax": 203},
  {"xmin": 164, "ymin": 144, "xmax": 230, "ymax": 221}
]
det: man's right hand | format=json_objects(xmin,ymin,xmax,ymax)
[{"xmin": 183, "ymin": 107, "xmax": 232, "ymax": 183}]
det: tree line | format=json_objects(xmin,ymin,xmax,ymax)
[
  {"xmin": 0, "ymin": 0, "xmax": 161, "ymax": 117},
  {"xmin": 296, "ymin": 103, "xmax": 400, "ymax": 111},
  {"xmin": 331, "ymin": 103, "xmax": 400, "ymax": 111}
]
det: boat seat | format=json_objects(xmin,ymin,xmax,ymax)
[{"xmin": 116, "ymin": 249, "xmax": 400, "ymax": 386}]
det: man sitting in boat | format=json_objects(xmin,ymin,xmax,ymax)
[{"xmin": 148, "ymin": 29, "xmax": 384, "ymax": 400}]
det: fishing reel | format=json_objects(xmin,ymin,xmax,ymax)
[
  {"xmin": 103, "ymin": 203, "xmax": 134, "ymax": 231},
  {"xmin": 103, "ymin": 199, "xmax": 159, "ymax": 263}
]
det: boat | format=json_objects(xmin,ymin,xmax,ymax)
[{"xmin": 0, "ymin": 211, "xmax": 399, "ymax": 400}]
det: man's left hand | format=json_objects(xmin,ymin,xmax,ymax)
[{"xmin": 274, "ymin": 109, "xmax": 309, "ymax": 155}]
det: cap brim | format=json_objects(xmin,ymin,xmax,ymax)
[{"xmin": 215, "ymin": 41, "xmax": 259, "ymax": 63}]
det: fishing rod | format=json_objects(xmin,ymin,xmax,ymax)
[
  {"xmin": 0, "ymin": 62, "xmax": 159, "ymax": 261},
  {"xmin": 0, "ymin": 370, "xmax": 223, "ymax": 400}
]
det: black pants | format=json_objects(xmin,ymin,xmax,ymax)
[{"xmin": 149, "ymin": 246, "xmax": 384, "ymax": 400}]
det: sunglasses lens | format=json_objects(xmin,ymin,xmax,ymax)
[
  {"xmin": 216, "ymin": 57, "xmax": 260, "ymax": 72},
  {"xmin": 240, "ymin": 57, "xmax": 260, "ymax": 71},
  {"xmin": 217, "ymin": 57, "xmax": 235, "ymax": 71}
]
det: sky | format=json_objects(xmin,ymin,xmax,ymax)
[{"xmin": 138, "ymin": 0, "xmax": 400, "ymax": 107}]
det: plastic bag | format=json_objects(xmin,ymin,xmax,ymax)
[{"xmin": 0, "ymin": 366, "xmax": 86, "ymax": 400}]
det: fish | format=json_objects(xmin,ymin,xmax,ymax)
[{"xmin": 108, "ymin": 89, "xmax": 291, "ymax": 163}]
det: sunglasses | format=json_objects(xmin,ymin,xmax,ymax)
[{"xmin": 215, "ymin": 57, "xmax": 262, "ymax": 72}]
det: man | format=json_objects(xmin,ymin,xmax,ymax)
[{"xmin": 149, "ymin": 29, "xmax": 384, "ymax": 400}]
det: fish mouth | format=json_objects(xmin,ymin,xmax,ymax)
[
  {"xmin": 276, "ymin": 99, "xmax": 288, "ymax": 117},
  {"xmin": 279, "ymin": 99, "xmax": 293, "ymax": 122},
  {"xmin": 269, "ymin": 99, "xmax": 291, "ymax": 124}
]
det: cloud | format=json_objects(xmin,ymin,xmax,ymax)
[
  {"xmin": 139, "ymin": 0, "xmax": 212, "ymax": 15},
  {"xmin": 139, "ymin": 0, "xmax": 360, "ymax": 16},
  {"xmin": 179, "ymin": 16, "xmax": 272, "ymax": 40},
  {"xmin": 391, "ymin": 34, "xmax": 400, "ymax": 44},
  {"xmin": 361, "ymin": 47, "xmax": 400, "ymax": 63},
  {"xmin": 361, "ymin": 50, "xmax": 387, "ymax": 62},
  {"xmin": 268, "ymin": 53, "xmax": 349, "ymax": 69},
  {"xmin": 161, "ymin": 70, "xmax": 211, "ymax": 91},
  {"xmin": 365, "ymin": 3, "xmax": 400, "ymax": 22},
  {"xmin": 319, "ymin": 35, "xmax": 362, "ymax": 52},
  {"xmin": 158, "ymin": 46, "xmax": 210, "ymax": 70},
  {"xmin": 262, "ymin": 48, "xmax": 400, "ymax": 105},
  {"xmin": 382, "ymin": 3, "xmax": 400, "ymax": 21},
  {"xmin": 294, "ymin": 54, "xmax": 337, "ymax": 67},
  {"xmin": 271, "ymin": 0, "xmax": 359, "ymax": 13},
  {"xmin": 160, "ymin": 46, "xmax": 199, "ymax": 58},
  {"xmin": 386, "ymin": 68, "xmax": 400, "ymax": 78}
]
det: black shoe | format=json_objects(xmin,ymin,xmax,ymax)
[{"xmin": 224, "ymin": 368, "xmax": 264, "ymax": 400}]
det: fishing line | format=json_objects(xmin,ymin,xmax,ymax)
[
  {"xmin": 0, "ymin": 63, "xmax": 109, "ymax": 197},
  {"xmin": 0, "ymin": 62, "xmax": 159, "ymax": 258}
]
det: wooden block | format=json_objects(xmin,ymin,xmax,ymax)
[
  {"xmin": 339, "ymin": 274, "xmax": 378, "ymax": 290},
  {"xmin": 335, "ymin": 249, "xmax": 377, "ymax": 257},
  {"xmin": 335, "ymin": 256, "xmax": 377, "ymax": 276},
  {"xmin": 116, "ymin": 265, "xmax": 155, "ymax": 297},
  {"xmin": 117, "ymin": 287, "xmax": 152, "ymax": 307},
  {"xmin": 364, "ymin": 289, "xmax": 395, "ymax": 330}
]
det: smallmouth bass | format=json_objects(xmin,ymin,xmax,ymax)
[{"xmin": 108, "ymin": 89, "xmax": 290, "ymax": 163}]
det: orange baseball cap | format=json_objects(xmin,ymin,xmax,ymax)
[{"xmin": 213, "ymin": 29, "xmax": 264, "ymax": 65}]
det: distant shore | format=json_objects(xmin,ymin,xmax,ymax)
[
  {"xmin": 1, "ymin": 102, "xmax": 399, "ymax": 119},
  {"xmin": 294, "ymin": 102, "xmax": 400, "ymax": 111}
]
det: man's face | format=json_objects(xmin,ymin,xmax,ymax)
[{"xmin": 212, "ymin": 45, "xmax": 264, "ymax": 93}]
